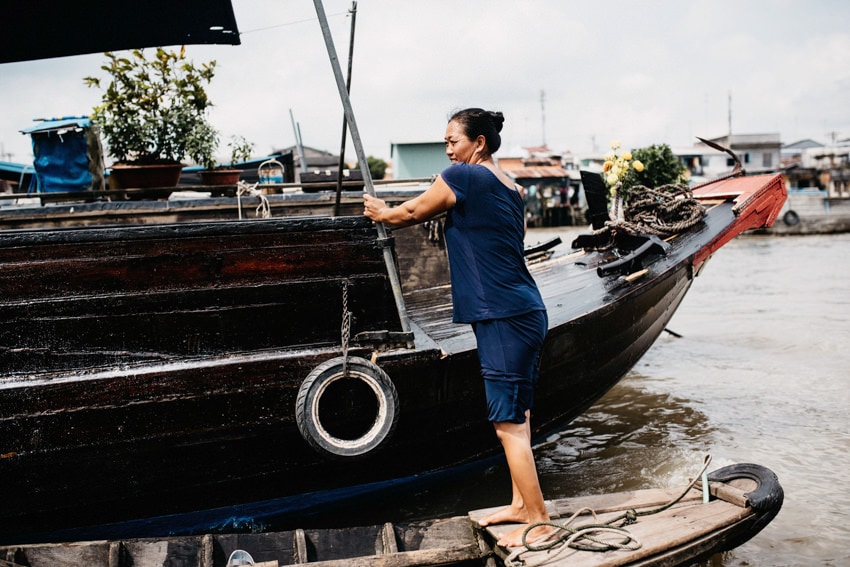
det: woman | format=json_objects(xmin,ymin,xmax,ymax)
[{"xmin": 363, "ymin": 108, "xmax": 553, "ymax": 548}]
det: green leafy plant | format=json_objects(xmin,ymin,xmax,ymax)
[
  {"xmin": 604, "ymin": 141, "xmax": 689, "ymax": 206},
  {"xmin": 185, "ymin": 120, "xmax": 220, "ymax": 170},
  {"xmin": 187, "ymin": 131, "xmax": 254, "ymax": 171},
  {"xmin": 227, "ymin": 135, "xmax": 254, "ymax": 168},
  {"xmin": 629, "ymin": 144, "xmax": 688, "ymax": 189},
  {"xmin": 84, "ymin": 47, "xmax": 216, "ymax": 165}
]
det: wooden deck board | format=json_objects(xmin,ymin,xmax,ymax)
[{"xmin": 472, "ymin": 484, "xmax": 754, "ymax": 567}]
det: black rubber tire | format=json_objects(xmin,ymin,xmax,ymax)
[
  {"xmin": 295, "ymin": 356, "xmax": 399, "ymax": 458},
  {"xmin": 707, "ymin": 462, "xmax": 784, "ymax": 550},
  {"xmin": 707, "ymin": 462, "xmax": 784, "ymax": 512},
  {"xmin": 783, "ymin": 210, "xmax": 800, "ymax": 226}
]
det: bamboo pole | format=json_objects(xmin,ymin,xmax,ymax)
[
  {"xmin": 333, "ymin": 1, "xmax": 357, "ymax": 218},
  {"xmin": 313, "ymin": 0, "xmax": 413, "ymax": 345}
]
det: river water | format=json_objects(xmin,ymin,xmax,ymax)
[
  {"xmin": 379, "ymin": 229, "xmax": 850, "ymax": 566},
  {"xmin": 529, "ymin": 228, "xmax": 850, "ymax": 566}
]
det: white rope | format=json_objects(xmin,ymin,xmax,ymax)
[
  {"xmin": 236, "ymin": 180, "xmax": 271, "ymax": 219},
  {"xmin": 503, "ymin": 455, "xmax": 714, "ymax": 567}
]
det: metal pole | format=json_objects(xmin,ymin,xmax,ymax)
[
  {"xmin": 333, "ymin": 1, "xmax": 357, "ymax": 217},
  {"xmin": 290, "ymin": 109, "xmax": 309, "ymax": 174},
  {"xmin": 313, "ymin": 0, "xmax": 413, "ymax": 341}
]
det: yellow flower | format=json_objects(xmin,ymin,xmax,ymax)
[
  {"xmin": 610, "ymin": 140, "xmax": 621, "ymax": 150},
  {"xmin": 606, "ymin": 172, "xmax": 619, "ymax": 185},
  {"xmin": 621, "ymin": 151, "xmax": 632, "ymax": 161},
  {"xmin": 633, "ymin": 160, "xmax": 645, "ymax": 173},
  {"xmin": 603, "ymin": 160, "xmax": 614, "ymax": 173}
]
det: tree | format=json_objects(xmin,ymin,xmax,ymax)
[{"xmin": 356, "ymin": 156, "xmax": 387, "ymax": 180}]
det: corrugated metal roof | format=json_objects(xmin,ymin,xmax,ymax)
[{"xmin": 505, "ymin": 165, "xmax": 570, "ymax": 180}]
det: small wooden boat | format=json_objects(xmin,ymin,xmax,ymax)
[
  {"xmin": 475, "ymin": 461, "xmax": 784, "ymax": 567},
  {"xmin": 0, "ymin": 462, "xmax": 783, "ymax": 567}
]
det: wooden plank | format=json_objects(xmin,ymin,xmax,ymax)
[
  {"xmin": 288, "ymin": 545, "xmax": 484, "ymax": 567},
  {"xmin": 294, "ymin": 529, "xmax": 308, "ymax": 563},
  {"xmin": 469, "ymin": 487, "xmax": 704, "ymax": 525},
  {"xmin": 8, "ymin": 542, "xmax": 112, "ymax": 567},
  {"xmin": 381, "ymin": 523, "xmax": 399, "ymax": 554}
]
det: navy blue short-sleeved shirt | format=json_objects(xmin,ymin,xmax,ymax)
[{"xmin": 440, "ymin": 162, "xmax": 545, "ymax": 323}]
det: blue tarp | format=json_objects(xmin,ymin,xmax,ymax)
[{"xmin": 20, "ymin": 117, "xmax": 97, "ymax": 193}]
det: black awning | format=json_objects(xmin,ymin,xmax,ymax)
[{"xmin": 1, "ymin": 1, "xmax": 240, "ymax": 64}]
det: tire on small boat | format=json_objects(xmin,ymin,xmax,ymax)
[
  {"xmin": 783, "ymin": 210, "xmax": 800, "ymax": 226},
  {"xmin": 707, "ymin": 463, "xmax": 784, "ymax": 548},
  {"xmin": 295, "ymin": 356, "xmax": 399, "ymax": 458}
]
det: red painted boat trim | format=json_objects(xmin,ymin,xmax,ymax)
[{"xmin": 691, "ymin": 173, "xmax": 787, "ymax": 268}]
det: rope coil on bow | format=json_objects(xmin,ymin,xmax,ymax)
[{"xmin": 599, "ymin": 183, "xmax": 706, "ymax": 238}]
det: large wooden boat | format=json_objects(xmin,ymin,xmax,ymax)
[
  {"xmin": 0, "ymin": 461, "xmax": 783, "ymax": 567},
  {"xmin": 0, "ymin": 170, "xmax": 785, "ymax": 544},
  {"xmin": 0, "ymin": 0, "xmax": 787, "ymax": 548}
]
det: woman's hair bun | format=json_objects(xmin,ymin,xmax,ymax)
[{"xmin": 488, "ymin": 111, "xmax": 505, "ymax": 133}]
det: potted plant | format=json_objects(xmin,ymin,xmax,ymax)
[
  {"xmin": 189, "ymin": 134, "xmax": 254, "ymax": 186},
  {"xmin": 84, "ymin": 47, "xmax": 217, "ymax": 189}
]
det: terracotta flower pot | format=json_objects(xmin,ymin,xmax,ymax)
[
  {"xmin": 109, "ymin": 163, "xmax": 183, "ymax": 189},
  {"xmin": 198, "ymin": 169, "xmax": 242, "ymax": 186}
]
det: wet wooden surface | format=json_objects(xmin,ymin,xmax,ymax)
[{"xmin": 471, "ymin": 482, "xmax": 756, "ymax": 567}]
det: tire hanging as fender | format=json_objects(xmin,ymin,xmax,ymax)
[{"xmin": 295, "ymin": 356, "xmax": 399, "ymax": 458}]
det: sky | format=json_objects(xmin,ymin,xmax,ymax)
[{"xmin": 1, "ymin": 0, "xmax": 849, "ymax": 166}]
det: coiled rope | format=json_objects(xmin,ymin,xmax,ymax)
[
  {"xmin": 600, "ymin": 183, "xmax": 706, "ymax": 237},
  {"xmin": 504, "ymin": 455, "xmax": 713, "ymax": 567}
]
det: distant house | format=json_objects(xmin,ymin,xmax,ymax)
[
  {"xmin": 701, "ymin": 133, "xmax": 782, "ymax": 175},
  {"xmin": 498, "ymin": 147, "xmax": 584, "ymax": 226},
  {"xmin": 799, "ymin": 145, "xmax": 850, "ymax": 196},
  {"xmin": 390, "ymin": 141, "xmax": 449, "ymax": 179},
  {"xmin": 673, "ymin": 133, "xmax": 782, "ymax": 180},
  {"xmin": 273, "ymin": 144, "xmax": 341, "ymax": 180},
  {"xmin": 783, "ymin": 138, "xmax": 823, "ymax": 154}
]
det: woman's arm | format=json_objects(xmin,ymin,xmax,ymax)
[{"xmin": 363, "ymin": 175, "xmax": 456, "ymax": 227}]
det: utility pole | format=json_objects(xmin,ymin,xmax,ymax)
[
  {"xmin": 540, "ymin": 90, "xmax": 546, "ymax": 148},
  {"xmin": 727, "ymin": 91, "xmax": 732, "ymax": 141},
  {"xmin": 334, "ymin": 1, "xmax": 357, "ymax": 217}
]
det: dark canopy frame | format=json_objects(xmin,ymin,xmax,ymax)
[{"xmin": 0, "ymin": 1, "xmax": 240, "ymax": 64}]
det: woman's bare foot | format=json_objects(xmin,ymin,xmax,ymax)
[
  {"xmin": 477, "ymin": 504, "xmax": 528, "ymax": 527},
  {"xmin": 497, "ymin": 522, "xmax": 557, "ymax": 548}
]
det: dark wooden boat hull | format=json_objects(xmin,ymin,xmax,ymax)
[
  {"xmin": 0, "ymin": 184, "xmax": 428, "ymax": 230},
  {"xmin": 0, "ymin": 174, "xmax": 785, "ymax": 543}
]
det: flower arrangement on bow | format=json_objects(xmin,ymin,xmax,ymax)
[
  {"xmin": 603, "ymin": 140, "xmax": 645, "ymax": 202},
  {"xmin": 601, "ymin": 141, "xmax": 646, "ymax": 222}
]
